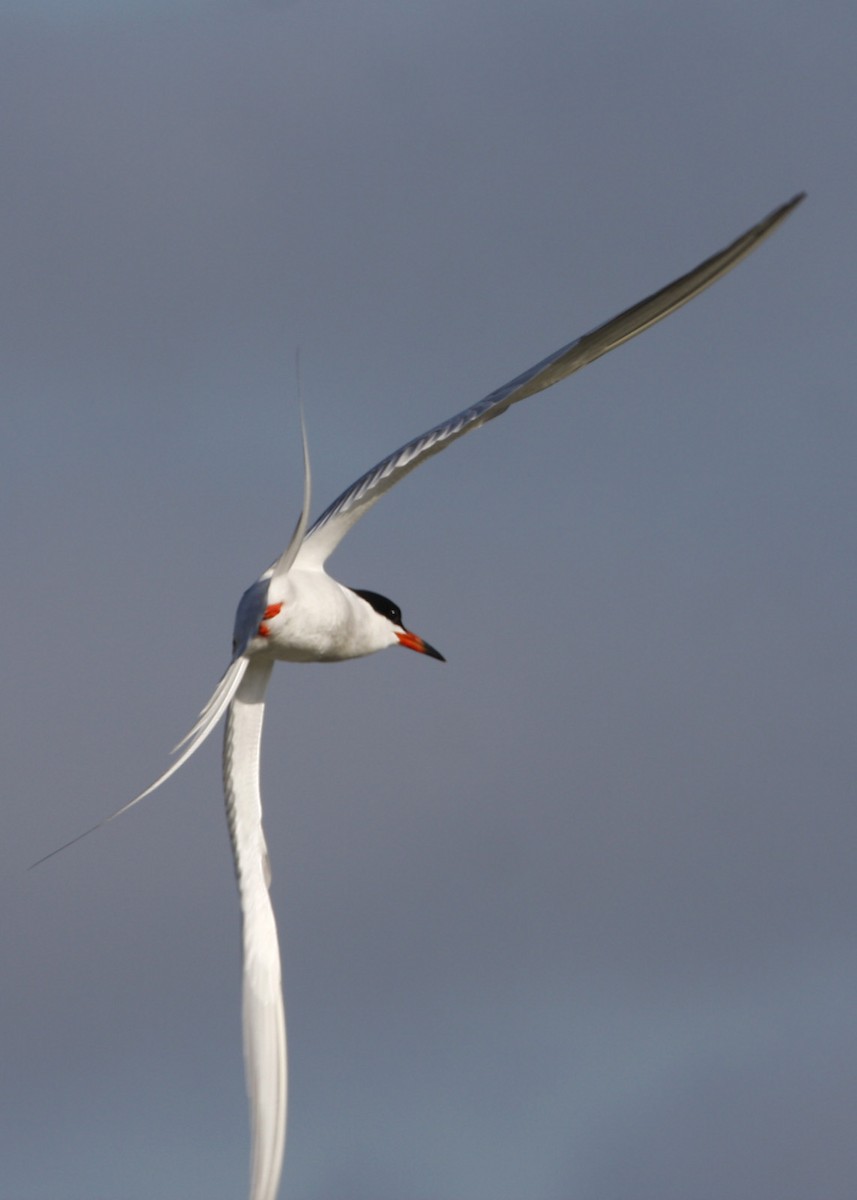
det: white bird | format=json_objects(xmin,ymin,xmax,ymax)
[{"xmin": 38, "ymin": 194, "xmax": 803, "ymax": 1200}]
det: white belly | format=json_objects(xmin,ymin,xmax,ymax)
[{"xmin": 238, "ymin": 569, "xmax": 391, "ymax": 663}]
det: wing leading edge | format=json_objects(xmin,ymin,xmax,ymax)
[{"xmin": 298, "ymin": 193, "xmax": 804, "ymax": 568}]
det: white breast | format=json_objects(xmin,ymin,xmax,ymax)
[{"xmin": 260, "ymin": 570, "xmax": 396, "ymax": 663}]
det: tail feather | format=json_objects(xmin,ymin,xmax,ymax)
[{"xmin": 30, "ymin": 656, "xmax": 250, "ymax": 869}]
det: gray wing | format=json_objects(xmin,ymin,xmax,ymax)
[{"xmin": 297, "ymin": 193, "xmax": 804, "ymax": 568}]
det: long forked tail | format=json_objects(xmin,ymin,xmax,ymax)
[
  {"xmin": 29, "ymin": 655, "xmax": 250, "ymax": 868},
  {"xmin": 269, "ymin": 379, "xmax": 312, "ymax": 588}
]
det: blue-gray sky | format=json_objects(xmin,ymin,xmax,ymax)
[{"xmin": 2, "ymin": 3, "xmax": 855, "ymax": 1198}]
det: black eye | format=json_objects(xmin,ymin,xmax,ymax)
[{"xmin": 352, "ymin": 588, "xmax": 403, "ymax": 627}]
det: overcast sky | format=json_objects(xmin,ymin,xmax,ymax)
[{"xmin": 2, "ymin": 3, "xmax": 855, "ymax": 1199}]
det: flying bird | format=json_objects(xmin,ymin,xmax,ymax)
[{"xmin": 39, "ymin": 194, "xmax": 803, "ymax": 1200}]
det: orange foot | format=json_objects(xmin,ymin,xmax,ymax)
[{"xmin": 258, "ymin": 602, "xmax": 284, "ymax": 638}]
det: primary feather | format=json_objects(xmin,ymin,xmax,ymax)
[{"xmin": 298, "ymin": 193, "xmax": 804, "ymax": 567}]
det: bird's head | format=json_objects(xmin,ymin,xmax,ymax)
[{"xmin": 352, "ymin": 588, "xmax": 445, "ymax": 662}]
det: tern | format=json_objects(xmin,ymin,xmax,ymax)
[{"xmin": 39, "ymin": 194, "xmax": 803, "ymax": 1200}]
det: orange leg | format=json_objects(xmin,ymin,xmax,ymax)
[{"xmin": 258, "ymin": 602, "xmax": 284, "ymax": 638}]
